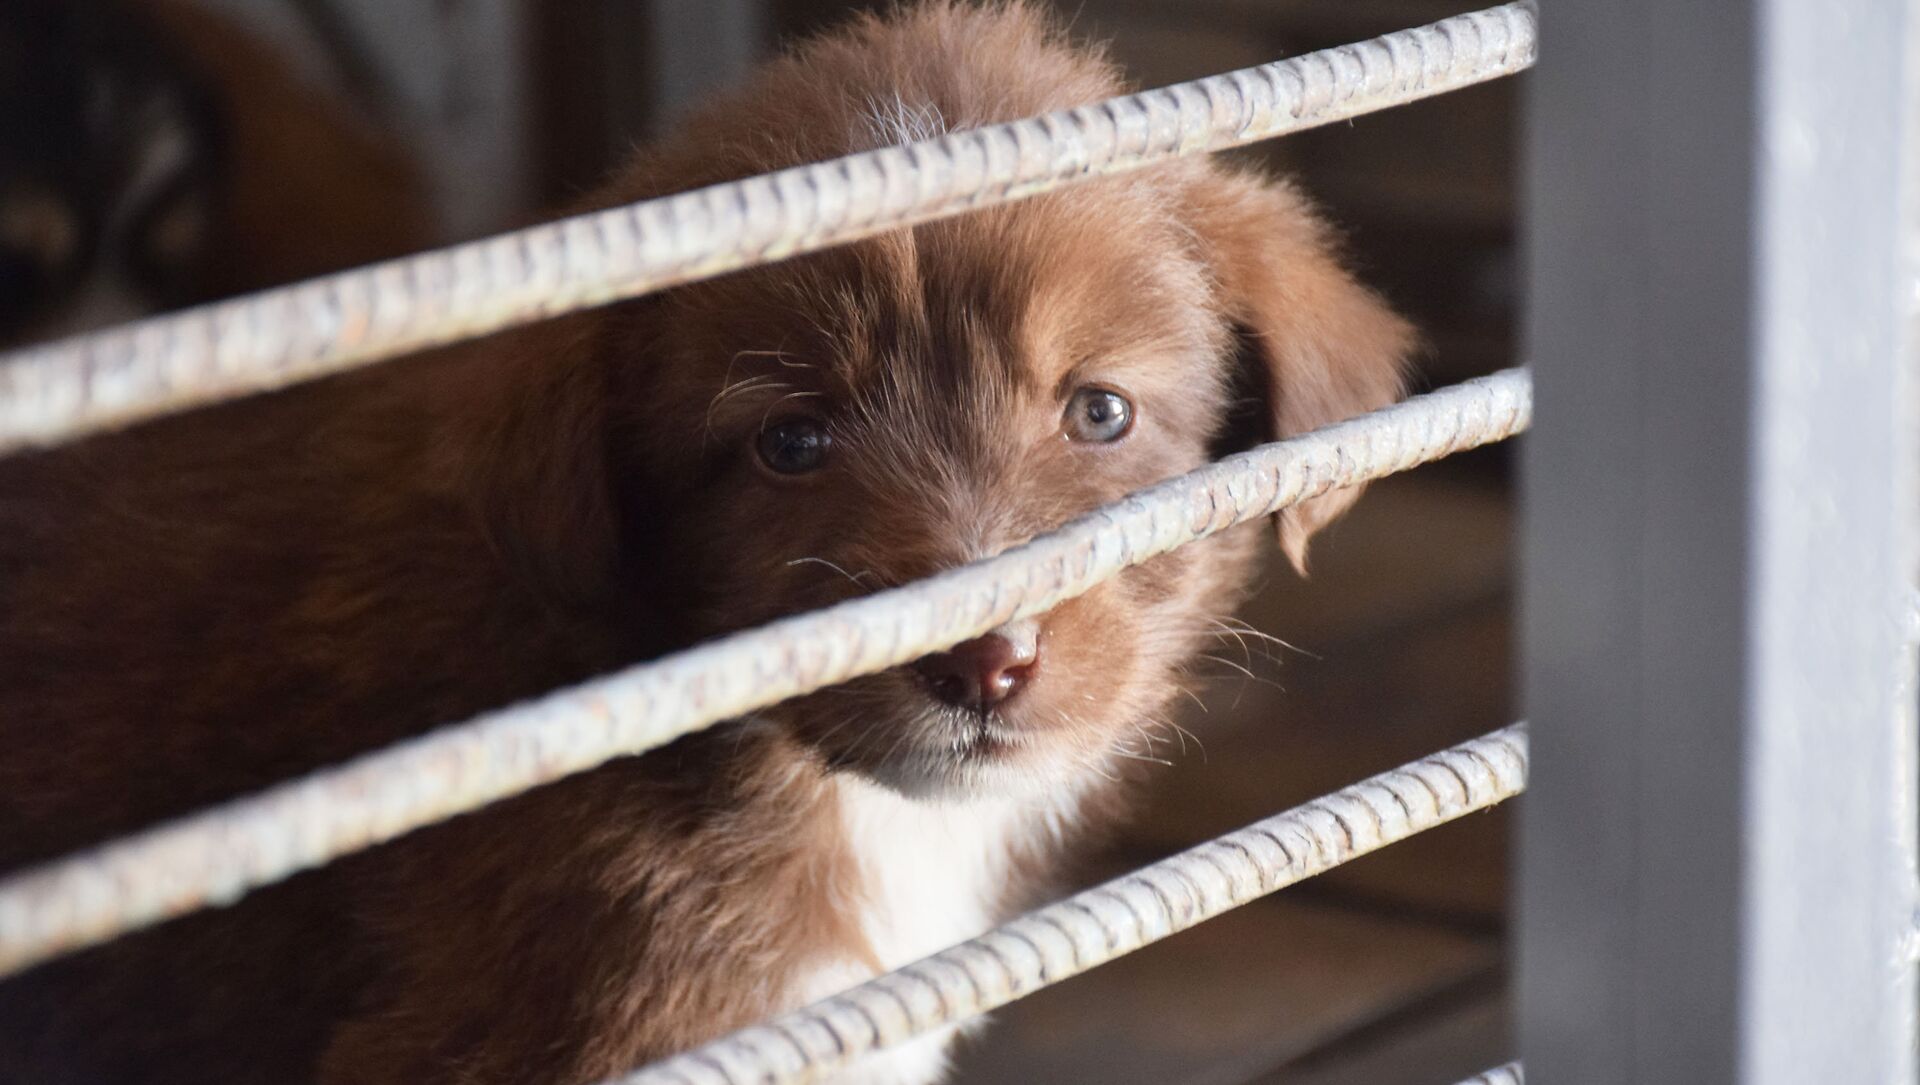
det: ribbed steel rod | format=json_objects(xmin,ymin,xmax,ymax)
[
  {"xmin": 0, "ymin": 3, "xmax": 1536, "ymax": 454},
  {"xmin": 0, "ymin": 370, "xmax": 1531, "ymax": 977},
  {"xmin": 619, "ymin": 726, "xmax": 1529, "ymax": 1085}
]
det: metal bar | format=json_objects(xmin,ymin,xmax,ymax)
[
  {"xmin": 1519, "ymin": 1, "xmax": 1920, "ymax": 1081},
  {"xmin": 0, "ymin": 371, "xmax": 1531, "ymax": 978},
  {"xmin": 620, "ymin": 726, "xmax": 1528, "ymax": 1085},
  {"xmin": 0, "ymin": 3, "xmax": 1536, "ymax": 455}
]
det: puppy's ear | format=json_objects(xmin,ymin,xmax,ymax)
[
  {"xmin": 460, "ymin": 317, "xmax": 621, "ymax": 609},
  {"xmin": 1187, "ymin": 167, "xmax": 1415, "ymax": 575}
]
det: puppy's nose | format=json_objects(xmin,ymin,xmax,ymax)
[{"xmin": 913, "ymin": 620, "xmax": 1041, "ymax": 713}]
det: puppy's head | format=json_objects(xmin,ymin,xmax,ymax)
[{"xmin": 491, "ymin": 3, "xmax": 1412, "ymax": 797}]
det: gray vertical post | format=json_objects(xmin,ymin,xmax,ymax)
[
  {"xmin": 196, "ymin": 0, "xmax": 533, "ymax": 236},
  {"xmin": 1519, "ymin": 1, "xmax": 1920, "ymax": 1083},
  {"xmin": 594, "ymin": 2, "xmax": 765, "ymax": 146},
  {"xmin": 643, "ymin": 0, "xmax": 766, "ymax": 131},
  {"xmin": 330, "ymin": 0, "xmax": 532, "ymax": 236}
]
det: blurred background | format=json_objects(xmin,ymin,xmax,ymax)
[{"xmin": 2, "ymin": 1, "xmax": 1516, "ymax": 1080}]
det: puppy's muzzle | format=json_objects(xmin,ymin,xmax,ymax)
[{"xmin": 911, "ymin": 618, "xmax": 1041, "ymax": 715}]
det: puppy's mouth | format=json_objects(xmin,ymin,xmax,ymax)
[
  {"xmin": 906, "ymin": 622, "xmax": 1048, "ymax": 765},
  {"xmin": 821, "ymin": 681, "xmax": 1032, "ymax": 764},
  {"xmin": 801, "ymin": 671, "xmax": 1062, "ymax": 799},
  {"xmin": 787, "ymin": 616, "xmax": 1096, "ymax": 796}
]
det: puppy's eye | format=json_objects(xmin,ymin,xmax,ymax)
[
  {"xmin": 1064, "ymin": 387, "xmax": 1133, "ymax": 443},
  {"xmin": 756, "ymin": 417, "xmax": 832, "ymax": 475}
]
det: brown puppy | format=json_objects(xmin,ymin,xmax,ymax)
[{"xmin": 0, "ymin": 4, "xmax": 1412, "ymax": 1084}]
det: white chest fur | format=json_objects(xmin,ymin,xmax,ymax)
[
  {"xmin": 838, "ymin": 776, "xmax": 1032, "ymax": 968},
  {"xmin": 788, "ymin": 774, "xmax": 1084, "ymax": 1085}
]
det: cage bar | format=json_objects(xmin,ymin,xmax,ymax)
[
  {"xmin": 0, "ymin": 372, "xmax": 1530, "ymax": 977},
  {"xmin": 621, "ymin": 726, "xmax": 1527, "ymax": 1085},
  {"xmin": 0, "ymin": 3, "xmax": 1535, "ymax": 455}
]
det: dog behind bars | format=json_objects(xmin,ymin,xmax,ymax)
[{"xmin": 0, "ymin": 4, "xmax": 1412, "ymax": 1083}]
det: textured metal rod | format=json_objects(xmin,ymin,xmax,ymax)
[
  {"xmin": 0, "ymin": 371, "xmax": 1531, "ymax": 977},
  {"xmin": 0, "ymin": 3, "xmax": 1536, "ymax": 454},
  {"xmin": 619, "ymin": 726, "xmax": 1529, "ymax": 1085}
]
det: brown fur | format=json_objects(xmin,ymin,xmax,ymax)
[{"xmin": 0, "ymin": 4, "xmax": 1412, "ymax": 1083}]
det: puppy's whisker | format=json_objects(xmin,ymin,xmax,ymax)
[
  {"xmin": 703, "ymin": 374, "xmax": 791, "ymax": 437},
  {"xmin": 1164, "ymin": 718, "xmax": 1206, "ymax": 760},
  {"xmin": 707, "ymin": 348, "xmax": 773, "ymax": 416},
  {"xmin": 1207, "ymin": 616, "xmax": 1318, "ymax": 662},
  {"xmin": 712, "ymin": 375, "xmax": 788, "ymax": 406},
  {"xmin": 1107, "ymin": 722, "xmax": 1175, "ymax": 768},
  {"xmin": 729, "ymin": 348, "xmax": 799, "ymax": 364},
  {"xmin": 1197, "ymin": 652, "xmax": 1263, "ymax": 684},
  {"xmin": 1193, "ymin": 654, "xmax": 1286, "ymax": 709},
  {"xmin": 785, "ymin": 556, "xmax": 878, "ymax": 589},
  {"xmin": 1204, "ymin": 616, "xmax": 1261, "ymax": 670},
  {"xmin": 1106, "ymin": 746, "xmax": 1173, "ymax": 769}
]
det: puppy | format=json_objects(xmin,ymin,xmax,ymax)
[{"xmin": 0, "ymin": 4, "xmax": 1412, "ymax": 1084}]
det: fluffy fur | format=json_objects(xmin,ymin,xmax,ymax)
[{"xmin": 0, "ymin": 4, "xmax": 1412, "ymax": 1084}]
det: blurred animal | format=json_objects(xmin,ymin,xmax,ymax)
[
  {"xmin": 0, "ymin": 4, "xmax": 1411, "ymax": 1083},
  {"xmin": 0, "ymin": 0, "xmax": 432, "ymax": 346}
]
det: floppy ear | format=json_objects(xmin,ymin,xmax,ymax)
[{"xmin": 1187, "ymin": 167, "xmax": 1416, "ymax": 575}]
